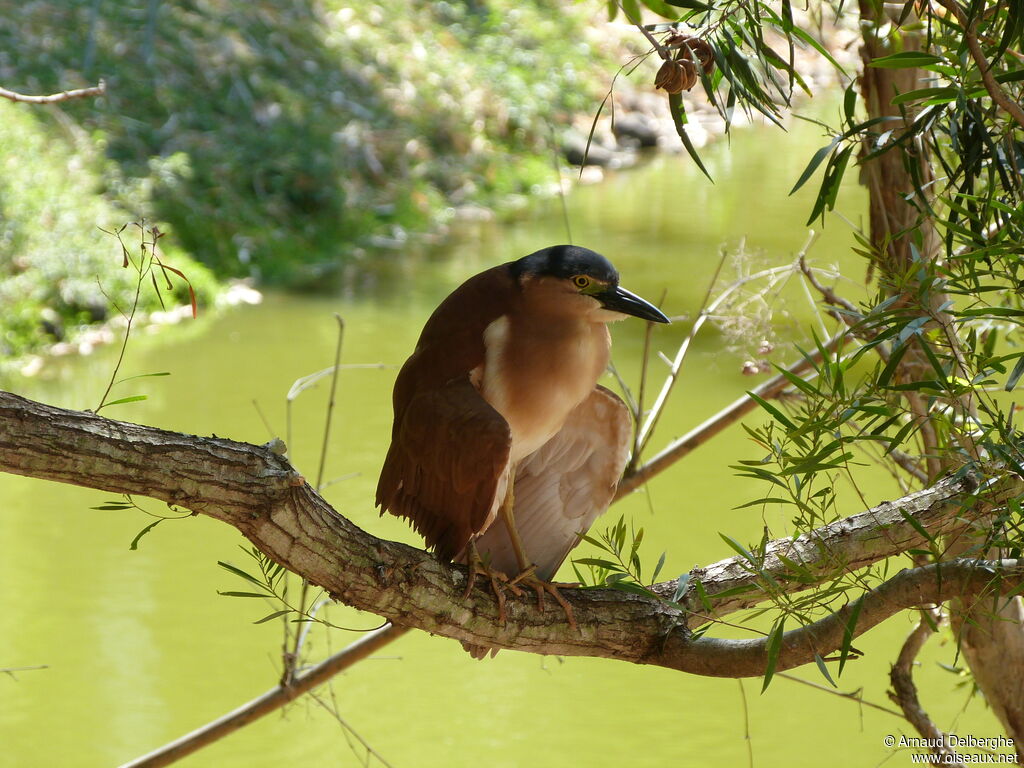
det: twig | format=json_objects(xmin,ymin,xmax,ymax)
[
  {"xmin": 117, "ymin": 624, "xmax": 408, "ymax": 768},
  {"xmin": 0, "ymin": 80, "xmax": 106, "ymax": 104},
  {"xmin": 309, "ymin": 691, "xmax": 394, "ymax": 768},
  {"xmin": 798, "ymin": 254, "xmax": 891, "ymax": 363},
  {"xmin": 935, "ymin": 0, "xmax": 1024, "ymax": 130},
  {"xmin": 617, "ymin": 0, "xmax": 672, "ymax": 60},
  {"xmin": 1, "ymin": 664, "xmax": 49, "ymax": 679},
  {"xmin": 618, "ymin": 329, "xmax": 847, "ymax": 498},
  {"xmin": 635, "ymin": 250, "xmax": 729, "ymax": 452},
  {"xmin": 777, "ymin": 672, "xmax": 903, "ymax": 717},
  {"xmin": 888, "ymin": 609, "xmax": 966, "ymax": 766}
]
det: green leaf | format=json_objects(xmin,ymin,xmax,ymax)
[
  {"xmin": 254, "ymin": 610, "xmax": 292, "ymax": 625},
  {"xmin": 574, "ymin": 557, "xmax": 624, "ymax": 571},
  {"xmin": 217, "ymin": 561, "xmax": 265, "ymax": 586},
  {"xmin": 638, "ymin": 0, "xmax": 681, "ymax": 16},
  {"xmin": 607, "ymin": 580, "xmax": 659, "ymax": 599},
  {"xmin": 129, "ymin": 519, "xmax": 163, "ymax": 550},
  {"xmin": 693, "ymin": 579, "xmax": 712, "ymax": 610},
  {"xmin": 652, "ymin": 551, "xmax": 667, "ymax": 583},
  {"xmin": 1005, "ymin": 354, "xmax": 1024, "ymax": 391},
  {"xmin": 790, "ymin": 27, "xmax": 848, "ymax": 75},
  {"xmin": 662, "ymin": 0, "xmax": 712, "ymax": 9},
  {"xmin": 103, "ymin": 395, "xmax": 148, "ymax": 407},
  {"xmin": 898, "ymin": 508, "xmax": 937, "ymax": 547},
  {"xmin": 217, "ymin": 590, "xmax": 271, "ymax": 598},
  {"xmin": 762, "ymin": 618, "xmax": 786, "ymax": 692},
  {"xmin": 115, "ymin": 371, "xmax": 171, "ymax": 384},
  {"xmin": 673, "ymin": 573, "xmax": 693, "ymax": 602},
  {"xmin": 877, "ymin": 342, "xmax": 909, "ymax": 388},
  {"xmin": 790, "ymin": 140, "xmax": 839, "ymax": 195},
  {"xmin": 814, "ymin": 653, "xmax": 837, "ymax": 688},
  {"xmin": 720, "ymin": 533, "xmax": 757, "ymax": 565},
  {"xmin": 869, "ymin": 51, "xmax": 945, "ymax": 68},
  {"xmin": 747, "ymin": 391, "xmax": 797, "ymax": 430},
  {"xmin": 668, "ymin": 91, "xmax": 713, "ymax": 181},
  {"xmin": 839, "ymin": 599, "xmax": 862, "ymax": 676},
  {"xmin": 891, "ymin": 87, "xmax": 959, "ymax": 105}
]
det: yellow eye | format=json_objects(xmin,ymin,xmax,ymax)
[{"xmin": 572, "ymin": 275, "xmax": 591, "ymax": 289}]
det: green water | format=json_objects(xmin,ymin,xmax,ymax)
[{"xmin": 1, "ymin": 121, "xmax": 1004, "ymax": 767}]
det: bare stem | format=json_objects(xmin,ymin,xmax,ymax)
[
  {"xmin": 118, "ymin": 624, "xmax": 408, "ymax": 768},
  {"xmin": 0, "ymin": 80, "xmax": 106, "ymax": 104}
]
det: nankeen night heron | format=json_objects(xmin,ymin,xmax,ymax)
[{"xmin": 376, "ymin": 245, "xmax": 669, "ymax": 650}]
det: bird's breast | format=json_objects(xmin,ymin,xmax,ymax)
[{"xmin": 478, "ymin": 314, "xmax": 611, "ymax": 463}]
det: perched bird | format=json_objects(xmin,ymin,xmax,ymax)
[{"xmin": 376, "ymin": 245, "xmax": 668, "ymax": 647}]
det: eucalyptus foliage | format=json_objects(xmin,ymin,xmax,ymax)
[{"xmin": 607, "ymin": 0, "xmax": 1024, "ymax": 692}]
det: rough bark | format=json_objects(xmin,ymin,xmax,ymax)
[{"xmin": 2, "ymin": 390, "xmax": 1022, "ymax": 678}]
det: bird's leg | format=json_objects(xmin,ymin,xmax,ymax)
[{"xmin": 499, "ymin": 481, "xmax": 578, "ymax": 632}]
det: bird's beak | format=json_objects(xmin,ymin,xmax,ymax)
[{"xmin": 596, "ymin": 285, "xmax": 670, "ymax": 323}]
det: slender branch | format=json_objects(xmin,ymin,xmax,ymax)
[
  {"xmin": 118, "ymin": 624, "xmax": 408, "ymax": 768},
  {"xmin": 617, "ymin": 0, "xmax": 671, "ymax": 60},
  {"xmin": 636, "ymin": 260, "xmax": 792, "ymax": 452},
  {"xmin": 935, "ymin": 0, "xmax": 1024, "ymax": 130},
  {"xmin": 0, "ymin": 80, "xmax": 106, "ymax": 104},
  {"xmin": 888, "ymin": 609, "xmax": 966, "ymax": 766},
  {"xmin": 617, "ymin": 329, "xmax": 846, "ymax": 498},
  {"xmin": 777, "ymin": 672, "xmax": 903, "ymax": 717}
]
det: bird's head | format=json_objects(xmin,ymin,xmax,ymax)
[{"xmin": 509, "ymin": 245, "xmax": 670, "ymax": 324}]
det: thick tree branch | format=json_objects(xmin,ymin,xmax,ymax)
[
  {"xmin": 659, "ymin": 470, "xmax": 1019, "ymax": 623},
  {"xmin": 1, "ymin": 390, "xmax": 1021, "ymax": 677}
]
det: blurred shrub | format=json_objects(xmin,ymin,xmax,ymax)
[{"xmin": 0, "ymin": 0, "xmax": 612, "ymax": 284}]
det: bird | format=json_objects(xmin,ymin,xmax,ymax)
[{"xmin": 375, "ymin": 244, "xmax": 669, "ymax": 652}]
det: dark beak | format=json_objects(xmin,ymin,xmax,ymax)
[{"xmin": 597, "ymin": 285, "xmax": 670, "ymax": 323}]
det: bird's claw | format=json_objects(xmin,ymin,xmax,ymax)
[
  {"xmin": 512, "ymin": 570, "xmax": 580, "ymax": 632},
  {"xmin": 464, "ymin": 545, "xmax": 524, "ymax": 625}
]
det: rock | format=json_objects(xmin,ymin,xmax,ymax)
[
  {"xmin": 562, "ymin": 131, "xmax": 616, "ymax": 167},
  {"xmin": 612, "ymin": 114, "xmax": 660, "ymax": 148}
]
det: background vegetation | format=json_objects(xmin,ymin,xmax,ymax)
[{"xmin": 0, "ymin": 0, "xmax": 623, "ymax": 361}]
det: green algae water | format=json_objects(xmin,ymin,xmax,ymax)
[{"xmin": 1, "ymin": 119, "xmax": 1006, "ymax": 767}]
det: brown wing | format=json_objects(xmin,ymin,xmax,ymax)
[
  {"xmin": 472, "ymin": 385, "xmax": 632, "ymax": 580},
  {"xmin": 377, "ymin": 375, "xmax": 511, "ymax": 560},
  {"xmin": 376, "ymin": 264, "xmax": 520, "ymax": 560}
]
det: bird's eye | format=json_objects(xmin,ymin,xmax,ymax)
[{"xmin": 572, "ymin": 275, "xmax": 591, "ymax": 289}]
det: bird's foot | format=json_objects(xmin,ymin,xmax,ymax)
[
  {"xmin": 509, "ymin": 570, "xmax": 580, "ymax": 632},
  {"xmin": 463, "ymin": 545, "xmax": 523, "ymax": 625}
]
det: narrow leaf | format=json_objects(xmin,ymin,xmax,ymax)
[
  {"xmin": 814, "ymin": 653, "xmax": 837, "ymax": 687},
  {"xmin": 103, "ymin": 395, "xmax": 148, "ymax": 407},
  {"xmin": 762, "ymin": 618, "xmax": 786, "ymax": 692},
  {"xmin": 668, "ymin": 91, "xmax": 713, "ymax": 181},
  {"xmin": 838, "ymin": 599, "xmax": 862, "ymax": 676},
  {"xmin": 129, "ymin": 519, "xmax": 163, "ymax": 551},
  {"xmin": 254, "ymin": 610, "xmax": 292, "ymax": 625}
]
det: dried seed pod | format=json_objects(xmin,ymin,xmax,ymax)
[
  {"xmin": 664, "ymin": 33, "xmax": 715, "ymax": 76},
  {"xmin": 654, "ymin": 58, "xmax": 697, "ymax": 94}
]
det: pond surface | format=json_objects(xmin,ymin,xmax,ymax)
[{"xmin": 1, "ymin": 117, "xmax": 1002, "ymax": 767}]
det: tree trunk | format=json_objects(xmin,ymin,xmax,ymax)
[{"xmin": 858, "ymin": 0, "xmax": 1024, "ymax": 753}]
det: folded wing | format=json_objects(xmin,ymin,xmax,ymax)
[
  {"xmin": 473, "ymin": 385, "xmax": 632, "ymax": 580},
  {"xmin": 376, "ymin": 375, "xmax": 512, "ymax": 561}
]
